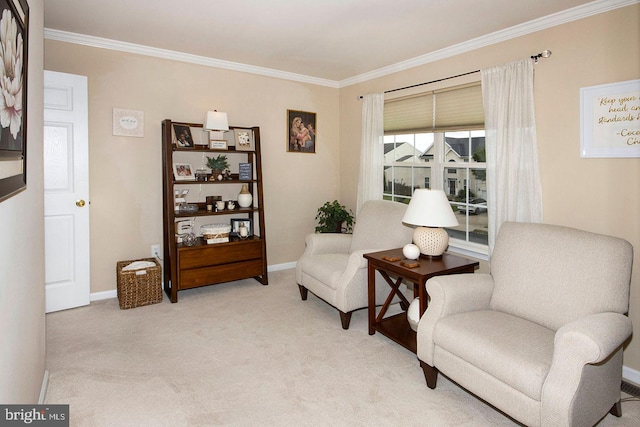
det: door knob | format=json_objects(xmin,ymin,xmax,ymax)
[{"xmin": 76, "ymin": 199, "xmax": 86, "ymax": 207}]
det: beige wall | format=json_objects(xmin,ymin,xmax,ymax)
[
  {"xmin": 0, "ymin": 0, "xmax": 45, "ymax": 402},
  {"xmin": 340, "ymin": 5, "xmax": 640, "ymax": 372},
  {"xmin": 44, "ymin": 42, "xmax": 341, "ymax": 294}
]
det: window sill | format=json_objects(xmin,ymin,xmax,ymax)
[{"xmin": 447, "ymin": 240, "xmax": 489, "ymax": 262}]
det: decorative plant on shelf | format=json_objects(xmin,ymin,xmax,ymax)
[
  {"xmin": 206, "ymin": 155, "xmax": 229, "ymax": 173},
  {"xmin": 315, "ymin": 200, "xmax": 354, "ymax": 233}
]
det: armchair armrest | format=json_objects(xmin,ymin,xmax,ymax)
[
  {"xmin": 541, "ymin": 312, "xmax": 632, "ymax": 426},
  {"xmin": 303, "ymin": 233, "xmax": 353, "ymax": 256},
  {"xmin": 553, "ymin": 312, "xmax": 632, "ymax": 363},
  {"xmin": 417, "ymin": 273, "xmax": 494, "ymax": 364},
  {"xmin": 337, "ymin": 248, "xmax": 399, "ymax": 312},
  {"xmin": 340, "ymin": 247, "xmax": 406, "ymax": 283}
]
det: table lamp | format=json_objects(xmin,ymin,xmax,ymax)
[
  {"xmin": 402, "ymin": 189, "xmax": 458, "ymax": 257},
  {"xmin": 204, "ymin": 110, "xmax": 229, "ymax": 141}
]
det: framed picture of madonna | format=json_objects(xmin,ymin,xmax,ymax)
[
  {"xmin": 287, "ymin": 110, "xmax": 316, "ymax": 153},
  {"xmin": 0, "ymin": 0, "xmax": 28, "ymax": 202}
]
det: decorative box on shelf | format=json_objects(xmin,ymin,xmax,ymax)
[{"xmin": 201, "ymin": 223, "xmax": 231, "ymax": 244}]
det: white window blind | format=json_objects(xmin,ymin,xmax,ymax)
[{"xmin": 384, "ymin": 83, "xmax": 484, "ymax": 133}]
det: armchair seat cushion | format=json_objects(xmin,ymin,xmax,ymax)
[
  {"xmin": 434, "ymin": 310, "xmax": 555, "ymax": 401},
  {"xmin": 298, "ymin": 254, "xmax": 350, "ymax": 290}
]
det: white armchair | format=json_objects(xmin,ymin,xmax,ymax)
[
  {"xmin": 296, "ymin": 200, "xmax": 413, "ymax": 329},
  {"xmin": 417, "ymin": 222, "xmax": 633, "ymax": 427}
]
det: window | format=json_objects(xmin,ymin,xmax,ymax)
[{"xmin": 383, "ymin": 83, "xmax": 488, "ymax": 254}]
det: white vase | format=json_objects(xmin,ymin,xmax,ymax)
[
  {"xmin": 402, "ymin": 243, "xmax": 420, "ymax": 260},
  {"xmin": 237, "ymin": 184, "xmax": 253, "ymax": 208}
]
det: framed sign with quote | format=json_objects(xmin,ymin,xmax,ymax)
[
  {"xmin": 580, "ymin": 79, "xmax": 640, "ymax": 158},
  {"xmin": 0, "ymin": 0, "xmax": 29, "ymax": 202},
  {"xmin": 113, "ymin": 108, "xmax": 144, "ymax": 137}
]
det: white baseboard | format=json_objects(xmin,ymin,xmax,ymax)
[
  {"xmin": 623, "ymin": 365, "xmax": 640, "ymax": 386},
  {"xmin": 268, "ymin": 261, "xmax": 296, "ymax": 272},
  {"xmin": 39, "ymin": 370, "xmax": 49, "ymax": 404},
  {"xmin": 91, "ymin": 289, "xmax": 117, "ymax": 301}
]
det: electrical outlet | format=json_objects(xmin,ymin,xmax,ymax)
[{"xmin": 151, "ymin": 244, "xmax": 161, "ymax": 258}]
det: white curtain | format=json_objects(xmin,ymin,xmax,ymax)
[
  {"xmin": 481, "ymin": 59, "xmax": 543, "ymax": 254},
  {"xmin": 357, "ymin": 93, "xmax": 384, "ymax": 214}
]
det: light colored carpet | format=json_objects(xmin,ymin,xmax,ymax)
[{"xmin": 45, "ymin": 269, "xmax": 639, "ymax": 426}]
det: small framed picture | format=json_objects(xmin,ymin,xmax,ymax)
[
  {"xmin": 209, "ymin": 139, "xmax": 228, "ymax": 150},
  {"xmin": 172, "ymin": 124, "xmax": 194, "ymax": 148},
  {"xmin": 233, "ymin": 128, "xmax": 255, "ymax": 151},
  {"xmin": 173, "ymin": 163, "xmax": 195, "ymax": 181},
  {"xmin": 287, "ymin": 110, "xmax": 316, "ymax": 153},
  {"xmin": 230, "ymin": 218, "xmax": 253, "ymax": 237},
  {"xmin": 238, "ymin": 162, "xmax": 252, "ymax": 180}
]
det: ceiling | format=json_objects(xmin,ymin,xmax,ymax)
[{"xmin": 44, "ymin": 0, "xmax": 605, "ymax": 83}]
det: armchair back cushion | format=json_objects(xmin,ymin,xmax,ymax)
[
  {"xmin": 349, "ymin": 200, "xmax": 413, "ymax": 253},
  {"xmin": 490, "ymin": 222, "xmax": 633, "ymax": 331}
]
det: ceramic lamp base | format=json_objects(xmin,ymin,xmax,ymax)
[{"xmin": 413, "ymin": 226, "xmax": 449, "ymax": 257}]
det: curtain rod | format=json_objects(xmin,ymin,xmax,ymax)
[{"xmin": 357, "ymin": 50, "xmax": 551, "ymax": 99}]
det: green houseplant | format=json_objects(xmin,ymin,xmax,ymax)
[
  {"xmin": 315, "ymin": 200, "xmax": 354, "ymax": 233},
  {"xmin": 206, "ymin": 155, "xmax": 229, "ymax": 172}
]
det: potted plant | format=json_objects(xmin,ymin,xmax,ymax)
[
  {"xmin": 315, "ymin": 200, "xmax": 354, "ymax": 233},
  {"xmin": 206, "ymin": 155, "xmax": 229, "ymax": 176}
]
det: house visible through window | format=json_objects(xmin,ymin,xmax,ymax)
[{"xmin": 383, "ymin": 83, "xmax": 488, "ymax": 254}]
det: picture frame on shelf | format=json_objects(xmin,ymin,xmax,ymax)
[
  {"xmin": 0, "ymin": 0, "xmax": 29, "ymax": 203},
  {"xmin": 209, "ymin": 139, "xmax": 227, "ymax": 150},
  {"xmin": 173, "ymin": 163, "xmax": 195, "ymax": 181},
  {"xmin": 233, "ymin": 128, "xmax": 254, "ymax": 151},
  {"xmin": 230, "ymin": 218, "xmax": 253, "ymax": 237},
  {"xmin": 172, "ymin": 123, "xmax": 194, "ymax": 148},
  {"xmin": 287, "ymin": 110, "xmax": 316, "ymax": 153}
]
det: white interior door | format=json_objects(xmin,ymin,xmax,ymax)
[{"xmin": 44, "ymin": 71, "xmax": 90, "ymax": 313}]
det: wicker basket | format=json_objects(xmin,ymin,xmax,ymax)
[{"xmin": 116, "ymin": 257, "xmax": 162, "ymax": 309}]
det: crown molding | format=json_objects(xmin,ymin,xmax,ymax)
[
  {"xmin": 338, "ymin": 0, "xmax": 639, "ymax": 87},
  {"xmin": 44, "ymin": 0, "xmax": 637, "ymax": 90},
  {"xmin": 44, "ymin": 28, "xmax": 341, "ymax": 89}
]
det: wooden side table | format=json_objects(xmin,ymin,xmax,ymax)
[{"xmin": 364, "ymin": 248, "xmax": 479, "ymax": 353}]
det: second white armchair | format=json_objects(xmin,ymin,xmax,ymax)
[{"xmin": 296, "ymin": 200, "xmax": 413, "ymax": 329}]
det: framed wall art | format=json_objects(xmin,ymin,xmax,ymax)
[
  {"xmin": 233, "ymin": 128, "xmax": 254, "ymax": 151},
  {"xmin": 580, "ymin": 79, "xmax": 640, "ymax": 158},
  {"xmin": 112, "ymin": 108, "xmax": 144, "ymax": 137},
  {"xmin": 0, "ymin": 0, "xmax": 29, "ymax": 202},
  {"xmin": 287, "ymin": 110, "xmax": 316, "ymax": 153}
]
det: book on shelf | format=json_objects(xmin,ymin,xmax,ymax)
[{"xmin": 206, "ymin": 237, "xmax": 229, "ymax": 244}]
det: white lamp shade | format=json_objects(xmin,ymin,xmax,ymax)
[
  {"xmin": 402, "ymin": 189, "xmax": 458, "ymax": 228},
  {"xmin": 204, "ymin": 111, "xmax": 229, "ymax": 131}
]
